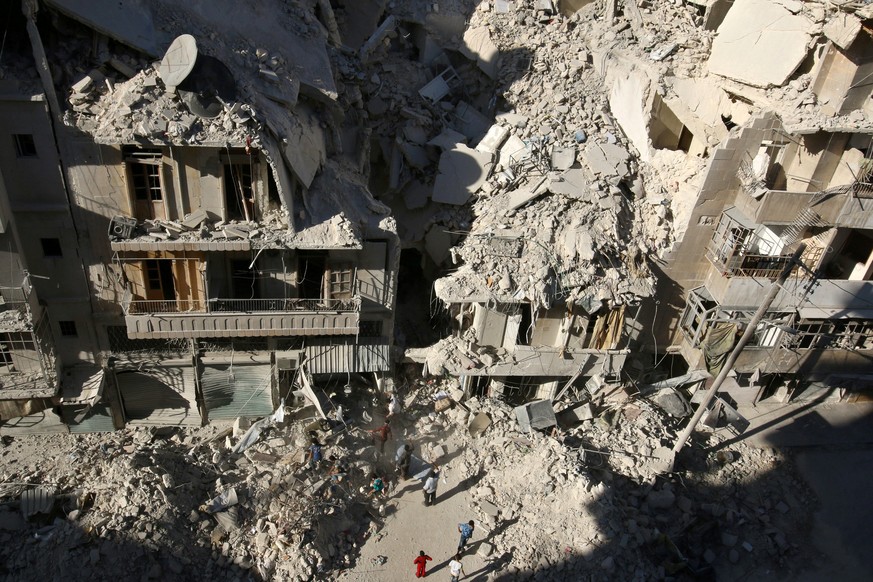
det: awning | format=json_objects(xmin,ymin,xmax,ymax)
[
  {"xmin": 201, "ymin": 364, "xmax": 274, "ymax": 420},
  {"xmin": 111, "ymin": 240, "xmax": 251, "ymax": 252}
]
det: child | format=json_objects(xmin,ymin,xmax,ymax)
[{"xmin": 413, "ymin": 550, "xmax": 432, "ymax": 578}]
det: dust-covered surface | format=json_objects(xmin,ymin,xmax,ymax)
[{"xmin": 0, "ymin": 380, "xmax": 825, "ymax": 582}]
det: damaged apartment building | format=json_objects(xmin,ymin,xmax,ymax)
[
  {"xmin": 639, "ymin": 0, "xmax": 873, "ymax": 406},
  {"xmin": 4, "ymin": 0, "xmax": 873, "ymax": 432},
  {"xmin": 0, "ymin": 0, "xmax": 399, "ymax": 433}
]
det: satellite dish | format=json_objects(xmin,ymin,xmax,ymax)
[
  {"xmin": 159, "ymin": 34, "xmax": 198, "ymax": 91},
  {"xmin": 177, "ymin": 54, "xmax": 237, "ymax": 118}
]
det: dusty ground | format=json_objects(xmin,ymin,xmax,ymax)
[{"xmin": 0, "ymin": 384, "xmax": 858, "ymax": 581}]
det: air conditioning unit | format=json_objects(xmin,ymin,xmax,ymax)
[
  {"xmin": 108, "ymin": 215, "xmax": 138, "ymax": 240},
  {"xmin": 276, "ymin": 350, "xmax": 303, "ymax": 371}
]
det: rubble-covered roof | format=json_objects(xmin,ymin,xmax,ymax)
[{"xmin": 111, "ymin": 209, "xmax": 364, "ymax": 251}]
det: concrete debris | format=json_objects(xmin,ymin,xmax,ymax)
[
  {"xmin": 708, "ymin": 0, "xmax": 814, "ymax": 87},
  {"xmin": 432, "ymin": 144, "xmax": 494, "ymax": 205},
  {"xmin": 823, "ymin": 13, "xmax": 862, "ymax": 50},
  {"xmin": 461, "ymin": 26, "xmax": 500, "ymax": 79}
]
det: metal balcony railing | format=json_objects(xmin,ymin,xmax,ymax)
[{"xmin": 125, "ymin": 296, "xmax": 361, "ymax": 315}]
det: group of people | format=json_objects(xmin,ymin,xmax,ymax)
[
  {"xmin": 306, "ymin": 393, "xmax": 479, "ymax": 579},
  {"xmin": 411, "ymin": 521, "xmax": 476, "ymax": 579}
]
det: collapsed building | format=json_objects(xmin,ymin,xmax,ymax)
[
  {"xmin": 0, "ymin": 0, "xmax": 868, "ymax": 580},
  {"xmin": 0, "ymin": 0, "xmax": 399, "ymax": 432},
  {"xmin": 0, "ymin": 0, "xmax": 871, "ymax": 434},
  {"xmin": 633, "ymin": 0, "xmax": 873, "ymax": 406}
]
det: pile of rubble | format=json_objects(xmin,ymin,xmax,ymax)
[
  {"xmin": 430, "ymin": 391, "xmax": 816, "ymax": 580},
  {"xmin": 0, "ymin": 373, "xmax": 821, "ymax": 581},
  {"xmin": 0, "ymin": 401, "xmax": 404, "ymax": 581}
]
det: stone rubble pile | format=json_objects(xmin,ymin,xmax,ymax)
[
  {"xmin": 425, "ymin": 391, "xmax": 814, "ymax": 581},
  {"xmin": 0, "ymin": 406, "xmax": 416, "ymax": 582}
]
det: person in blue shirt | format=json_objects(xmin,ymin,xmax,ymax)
[
  {"xmin": 457, "ymin": 520, "xmax": 475, "ymax": 553},
  {"xmin": 306, "ymin": 438, "xmax": 322, "ymax": 470}
]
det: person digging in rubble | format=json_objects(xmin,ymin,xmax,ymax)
[
  {"xmin": 457, "ymin": 520, "xmax": 475, "ymax": 553},
  {"xmin": 423, "ymin": 470, "xmax": 439, "ymax": 506},
  {"xmin": 413, "ymin": 550, "xmax": 432, "ymax": 578},
  {"xmin": 327, "ymin": 455, "xmax": 348, "ymax": 483},
  {"xmin": 369, "ymin": 418, "xmax": 392, "ymax": 453},
  {"xmin": 395, "ymin": 443, "xmax": 413, "ymax": 478},
  {"xmin": 367, "ymin": 473, "xmax": 386, "ymax": 498}
]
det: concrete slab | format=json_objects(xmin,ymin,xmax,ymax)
[
  {"xmin": 401, "ymin": 179, "xmax": 430, "ymax": 210},
  {"xmin": 399, "ymin": 142, "xmax": 431, "ymax": 169},
  {"xmin": 551, "ymin": 146, "xmax": 576, "ymax": 170},
  {"xmin": 823, "ymin": 13, "xmax": 862, "ymax": 50},
  {"xmin": 708, "ymin": 0, "xmax": 813, "ymax": 87},
  {"xmin": 45, "ymin": 0, "xmax": 166, "ymax": 57},
  {"xmin": 428, "ymin": 128, "xmax": 468, "ymax": 151},
  {"xmin": 476, "ymin": 124, "xmax": 511, "ymax": 155},
  {"xmin": 461, "ymin": 26, "xmax": 500, "ymax": 79},
  {"xmin": 548, "ymin": 168, "xmax": 590, "ymax": 200},
  {"xmin": 498, "ymin": 135, "xmax": 530, "ymax": 169},
  {"xmin": 432, "ymin": 144, "xmax": 493, "ymax": 205},
  {"xmin": 424, "ymin": 225, "xmax": 452, "ymax": 265},
  {"xmin": 451, "ymin": 101, "xmax": 491, "ymax": 142},
  {"xmin": 507, "ymin": 176, "xmax": 549, "ymax": 210},
  {"xmin": 582, "ymin": 142, "xmax": 629, "ymax": 178}
]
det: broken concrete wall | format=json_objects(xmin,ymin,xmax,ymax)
[
  {"xmin": 811, "ymin": 31, "xmax": 873, "ymax": 116},
  {"xmin": 660, "ymin": 112, "xmax": 784, "ymax": 346},
  {"xmin": 780, "ymin": 132, "xmax": 851, "ymax": 193},
  {"xmin": 603, "ymin": 58, "xmax": 653, "ymax": 162}
]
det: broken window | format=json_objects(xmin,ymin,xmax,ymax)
[
  {"xmin": 0, "ymin": 332, "xmax": 42, "ymax": 375},
  {"xmin": 230, "ymin": 259, "xmax": 258, "ymax": 300},
  {"xmin": 143, "ymin": 259, "xmax": 175, "ymax": 301},
  {"xmin": 649, "ymin": 94, "xmax": 693, "ymax": 153},
  {"xmin": 359, "ymin": 320, "xmax": 384, "ymax": 338},
  {"xmin": 328, "ymin": 264, "xmax": 354, "ymax": 299},
  {"xmin": 224, "ymin": 162, "xmax": 254, "ymax": 221},
  {"xmin": 13, "ymin": 134, "xmax": 36, "ymax": 158},
  {"xmin": 126, "ymin": 149, "xmax": 164, "ymax": 220},
  {"xmin": 41, "ymin": 238, "xmax": 62, "ymax": 257},
  {"xmin": 298, "ymin": 253, "xmax": 326, "ymax": 300},
  {"xmin": 822, "ymin": 229, "xmax": 873, "ymax": 280},
  {"xmin": 58, "ymin": 320, "xmax": 78, "ymax": 337}
]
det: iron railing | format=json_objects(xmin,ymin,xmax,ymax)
[{"xmin": 126, "ymin": 296, "xmax": 361, "ymax": 315}]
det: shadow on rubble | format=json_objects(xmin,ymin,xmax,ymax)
[
  {"xmin": 0, "ymin": 429, "xmax": 270, "ymax": 582},
  {"xmin": 475, "ymin": 406, "xmax": 873, "ymax": 582}
]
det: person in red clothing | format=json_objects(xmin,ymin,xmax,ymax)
[
  {"xmin": 413, "ymin": 550, "xmax": 432, "ymax": 578},
  {"xmin": 369, "ymin": 418, "xmax": 392, "ymax": 453}
]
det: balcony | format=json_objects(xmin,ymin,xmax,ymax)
[
  {"xmin": 705, "ymin": 207, "xmax": 822, "ymax": 279},
  {"xmin": 122, "ymin": 296, "xmax": 361, "ymax": 339},
  {"xmin": 0, "ymin": 285, "xmax": 60, "ymax": 400}
]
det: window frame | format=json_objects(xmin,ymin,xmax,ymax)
[
  {"xmin": 13, "ymin": 134, "xmax": 37, "ymax": 158},
  {"xmin": 58, "ymin": 320, "xmax": 78, "ymax": 337},
  {"xmin": 40, "ymin": 238, "xmax": 63, "ymax": 258}
]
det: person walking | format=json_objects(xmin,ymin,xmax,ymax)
[
  {"xmin": 395, "ymin": 443, "xmax": 413, "ymax": 478},
  {"xmin": 423, "ymin": 470, "xmax": 439, "ymax": 506},
  {"xmin": 412, "ymin": 550, "xmax": 432, "ymax": 578},
  {"xmin": 457, "ymin": 520, "xmax": 475, "ymax": 553},
  {"xmin": 448, "ymin": 554, "xmax": 465, "ymax": 582},
  {"xmin": 369, "ymin": 419, "xmax": 392, "ymax": 453}
]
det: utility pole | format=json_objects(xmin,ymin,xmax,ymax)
[{"xmin": 669, "ymin": 244, "xmax": 806, "ymax": 469}]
